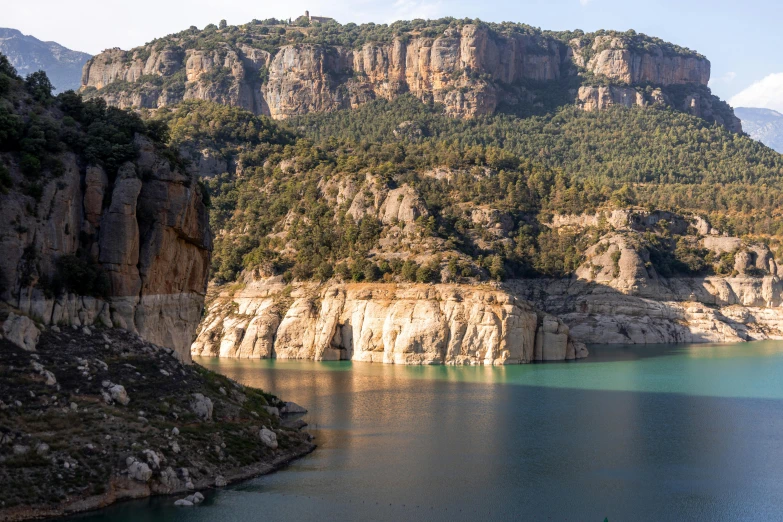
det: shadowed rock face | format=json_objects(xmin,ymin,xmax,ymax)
[
  {"xmin": 80, "ymin": 23, "xmax": 736, "ymax": 128},
  {"xmin": 506, "ymin": 211, "xmax": 783, "ymax": 345},
  {"xmin": 192, "ymin": 280, "xmax": 588, "ymax": 365},
  {"xmin": 0, "ymin": 135, "xmax": 212, "ymax": 362}
]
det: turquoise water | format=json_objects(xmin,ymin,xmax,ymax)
[{"xmin": 67, "ymin": 342, "xmax": 783, "ymax": 521}]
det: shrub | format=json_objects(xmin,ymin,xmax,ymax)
[
  {"xmin": 52, "ymin": 255, "xmax": 111, "ymax": 298},
  {"xmin": 24, "ymin": 71, "xmax": 54, "ymax": 102},
  {"xmin": 401, "ymin": 260, "xmax": 418, "ymax": 282}
]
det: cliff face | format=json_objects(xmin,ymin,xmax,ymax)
[
  {"xmin": 80, "ymin": 23, "xmax": 737, "ymax": 128},
  {"xmin": 509, "ymin": 211, "xmax": 783, "ymax": 344},
  {"xmin": 194, "ymin": 205, "xmax": 783, "ymax": 361},
  {"xmin": 0, "ymin": 135, "xmax": 212, "ymax": 361},
  {"xmin": 570, "ymin": 36, "xmax": 710, "ymax": 86},
  {"xmin": 192, "ymin": 280, "xmax": 588, "ymax": 365}
]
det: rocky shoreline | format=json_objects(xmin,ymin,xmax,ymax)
[
  {"xmin": 0, "ymin": 323, "xmax": 315, "ymax": 522},
  {"xmin": 0, "ymin": 444, "xmax": 315, "ymax": 522}
]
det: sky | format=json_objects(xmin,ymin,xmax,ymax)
[{"xmin": 5, "ymin": 0, "xmax": 783, "ymax": 109}]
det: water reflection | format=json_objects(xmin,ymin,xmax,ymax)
[{"xmin": 67, "ymin": 342, "xmax": 783, "ymax": 522}]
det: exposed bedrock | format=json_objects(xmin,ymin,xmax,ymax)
[
  {"xmin": 0, "ymin": 136, "xmax": 212, "ymax": 361},
  {"xmin": 81, "ymin": 24, "xmax": 739, "ymax": 128},
  {"xmin": 192, "ymin": 280, "xmax": 588, "ymax": 365}
]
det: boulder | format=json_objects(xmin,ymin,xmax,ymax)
[
  {"xmin": 142, "ymin": 449, "xmax": 162, "ymax": 469},
  {"xmin": 190, "ymin": 393, "xmax": 213, "ymax": 421},
  {"xmin": 281, "ymin": 401, "xmax": 307, "ymax": 414},
  {"xmin": 258, "ymin": 428, "xmax": 278, "ymax": 449},
  {"xmin": 159, "ymin": 467, "xmax": 180, "ymax": 490},
  {"xmin": 108, "ymin": 384, "xmax": 130, "ymax": 406},
  {"xmin": 126, "ymin": 457, "xmax": 152, "ymax": 482},
  {"xmin": 262, "ymin": 405, "xmax": 280, "ymax": 417},
  {"xmin": 2, "ymin": 313, "xmax": 40, "ymax": 351}
]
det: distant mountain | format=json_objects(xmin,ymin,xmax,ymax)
[
  {"xmin": 735, "ymin": 107, "xmax": 783, "ymax": 153},
  {"xmin": 0, "ymin": 28, "xmax": 90, "ymax": 92}
]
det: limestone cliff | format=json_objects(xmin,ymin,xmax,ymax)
[
  {"xmin": 509, "ymin": 210, "xmax": 783, "ymax": 344},
  {"xmin": 192, "ymin": 280, "xmax": 588, "ymax": 364},
  {"xmin": 0, "ymin": 135, "xmax": 212, "ymax": 361},
  {"xmin": 79, "ymin": 22, "xmax": 738, "ymax": 129},
  {"xmin": 195, "ymin": 204, "xmax": 783, "ymax": 359}
]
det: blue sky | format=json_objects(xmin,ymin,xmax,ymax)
[{"xmin": 6, "ymin": 0, "xmax": 783, "ymax": 107}]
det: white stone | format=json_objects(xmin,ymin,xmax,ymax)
[
  {"xmin": 109, "ymin": 384, "xmax": 130, "ymax": 405},
  {"xmin": 258, "ymin": 428, "xmax": 278, "ymax": 449},
  {"xmin": 2, "ymin": 312, "xmax": 40, "ymax": 351},
  {"xmin": 126, "ymin": 457, "xmax": 152, "ymax": 482},
  {"xmin": 189, "ymin": 393, "xmax": 213, "ymax": 421}
]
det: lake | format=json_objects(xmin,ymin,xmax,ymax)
[{"xmin": 67, "ymin": 342, "xmax": 783, "ymax": 521}]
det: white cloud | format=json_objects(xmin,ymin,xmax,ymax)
[
  {"xmin": 579, "ymin": 0, "xmax": 591, "ymax": 5},
  {"xmin": 730, "ymin": 73, "xmax": 783, "ymax": 111}
]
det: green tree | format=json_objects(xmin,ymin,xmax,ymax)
[{"xmin": 24, "ymin": 71, "xmax": 54, "ymax": 102}]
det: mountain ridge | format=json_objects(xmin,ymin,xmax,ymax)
[
  {"xmin": 0, "ymin": 27, "xmax": 91, "ymax": 92},
  {"xmin": 78, "ymin": 18, "xmax": 740, "ymax": 131},
  {"xmin": 735, "ymin": 106, "xmax": 783, "ymax": 152}
]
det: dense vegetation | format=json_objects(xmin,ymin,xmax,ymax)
[
  {"xmin": 142, "ymin": 17, "xmax": 701, "ymax": 57},
  {"xmin": 150, "ymin": 97, "xmax": 783, "ymax": 285},
  {"xmin": 289, "ymin": 96, "xmax": 783, "ymax": 233}
]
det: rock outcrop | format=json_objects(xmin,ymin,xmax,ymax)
[
  {"xmin": 0, "ymin": 136, "xmax": 212, "ymax": 362},
  {"xmin": 80, "ymin": 23, "xmax": 738, "ymax": 129},
  {"xmin": 194, "ymin": 207, "xmax": 783, "ymax": 356},
  {"xmin": 1, "ymin": 312, "xmax": 40, "ymax": 351},
  {"xmin": 507, "ymin": 211, "xmax": 783, "ymax": 344},
  {"xmin": 192, "ymin": 279, "xmax": 587, "ymax": 364},
  {"xmin": 569, "ymin": 35, "xmax": 710, "ymax": 86}
]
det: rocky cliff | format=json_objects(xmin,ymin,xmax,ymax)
[
  {"xmin": 192, "ymin": 280, "xmax": 588, "ymax": 364},
  {"xmin": 79, "ymin": 21, "xmax": 739, "ymax": 129},
  {"xmin": 508, "ymin": 210, "xmax": 783, "ymax": 344},
  {"xmin": 196, "ymin": 205, "xmax": 783, "ymax": 359},
  {"xmin": 0, "ymin": 135, "xmax": 212, "ymax": 361}
]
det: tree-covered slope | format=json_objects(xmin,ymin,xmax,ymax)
[{"xmin": 151, "ymin": 98, "xmax": 783, "ymax": 286}]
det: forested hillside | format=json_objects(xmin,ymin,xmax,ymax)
[{"xmin": 150, "ymin": 97, "xmax": 783, "ymax": 286}]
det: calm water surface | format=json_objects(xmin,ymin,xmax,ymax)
[{"xmin": 68, "ymin": 342, "xmax": 783, "ymax": 521}]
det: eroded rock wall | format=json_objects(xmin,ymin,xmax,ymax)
[
  {"xmin": 192, "ymin": 280, "xmax": 588, "ymax": 364},
  {"xmin": 508, "ymin": 214, "xmax": 783, "ymax": 344},
  {"xmin": 0, "ymin": 136, "xmax": 212, "ymax": 361},
  {"xmin": 81, "ymin": 24, "xmax": 731, "ymax": 125}
]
